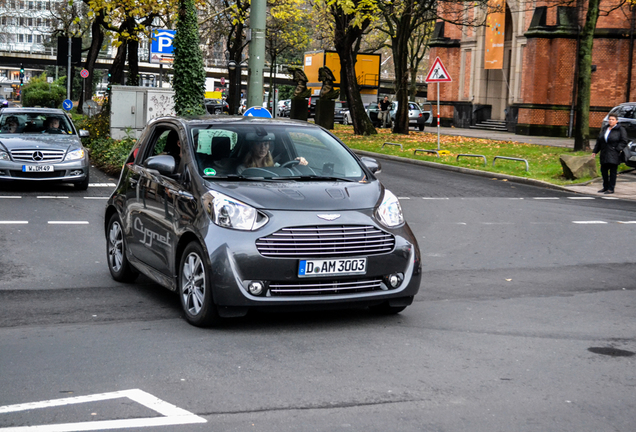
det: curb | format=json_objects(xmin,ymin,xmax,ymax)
[{"xmin": 352, "ymin": 149, "xmax": 573, "ymax": 193}]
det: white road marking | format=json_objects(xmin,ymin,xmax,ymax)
[
  {"xmin": 567, "ymin": 197, "xmax": 595, "ymax": 200},
  {"xmin": 83, "ymin": 197, "xmax": 109, "ymax": 200},
  {"xmin": 37, "ymin": 196, "xmax": 68, "ymax": 199},
  {"xmin": 617, "ymin": 221, "xmax": 636, "ymax": 224},
  {"xmin": 397, "ymin": 197, "xmax": 410, "ymax": 200},
  {"xmin": 0, "ymin": 196, "xmax": 21, "ymax": 199},
  {"xmin": 47, "ymin": 221, "xmax": 89, "ymax": 225},
  {"xmin": 533, "ymin": 197, "xmax": 559, "ymax": 200},
  {"xmin": 0, "ymin": 388, "xmax": 207, "ymax": 431},
  {"xmin": 572, "ymin": 221, "xmax": 608, "ymax": 224},
  {"xmin": 0, "ymin": 221, "xmax": 28, "ymax": 224},
  {"xmin": 89, "ymin": 183, "xmax": 117, "ymax": 187},
  {"xmin": 601, "ymin": 196, "xmax": 619, "ymax": 200},
  {"xmin": 422, "ymin": 197, "xmax": 449, "ymax": 200}
]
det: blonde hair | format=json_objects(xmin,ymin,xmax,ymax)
[{"xmin": 243, "ymin": 142, "xmax": 274, "ymax": 168}]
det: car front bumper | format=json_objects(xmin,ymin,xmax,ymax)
[
  {"xmin": 200, "ymin": 209, "xmax": 422, "ymax": 309},
  {"xmin": 0, "ymin": 158, "xmax": 89, "ymax": 182}
]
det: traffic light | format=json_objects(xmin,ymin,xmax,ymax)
[
  {"xmin": 19, "ymin": 64, "xmax": 24, "ymax": 86},
  {"xmin": 107, "ymin": 72, "xmax": 112, "ymax": 91}
]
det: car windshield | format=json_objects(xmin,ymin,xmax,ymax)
[
  {"xmin": 189, "ymin": 124, "xmax": 364, "ymax": 181},
  {"xmin": 0, "ymin": 112, "xmax": 74, "ymax": 134}
]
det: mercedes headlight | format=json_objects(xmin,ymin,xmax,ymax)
[
  {"xmin": 202, "ymin": 191, "xmax": 268, "ymax": 231},
  {"xmin": 0, "ymin": 150, "xmax": 9, "ymax": 161},
  {"xmin": 65, "ymin": 148, "xmax": 85, "ymax": 161},
  {"xmin": 376, "ymin": 189, "xmax": 404, "ymax": 227}
]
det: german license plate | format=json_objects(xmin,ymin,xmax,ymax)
[
  {"xmin": 23, "ymin": 165, "xmax": 53, "ymax": 172},
  {"xmin": 298, "ymin": 258, "xmax": 367, "ymax": 277}
]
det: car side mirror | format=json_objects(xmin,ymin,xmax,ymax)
[
  {"xmin": 360, "ymin": 156, "xmax": 381, "ymax": 174},
  {"xmin": 144, "ymin": 155, "xmax": 176, "ymax": 176},
  {"xmin": 79, "ymin": 129, "xmax": 89, "ymax": 138}
]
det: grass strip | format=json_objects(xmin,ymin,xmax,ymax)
[{"xmin": 331, "ymin": 125, "xmax": 624, "ymax": 186}]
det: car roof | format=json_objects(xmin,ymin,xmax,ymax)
[
  {"xmin": 1, "ymin": 107, "xmax": 66, "ymax": 115},
  {"xmin": 148, "ymin": 115, "xmax": 322, "ymax": 129}
]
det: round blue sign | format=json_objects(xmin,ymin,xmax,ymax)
[
  {"xmin": 243, "ymin": 106, "xmax": 272, "ymax": 118},
  {"xmin": 62, "ymin": 99, "xmax": 73, "ymax": 112}
]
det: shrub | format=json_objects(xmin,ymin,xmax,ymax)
[
  {"xmin": 21, "ymin": 73, "xmax": 66, "ymax": 108},
  {"xmin": 85, "ymin": 136, "xmax": 136, "ymax": 176}
]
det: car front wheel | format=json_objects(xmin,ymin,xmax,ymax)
[
  {"xmin": 106, "ymin": 213, "xmax": 138, "ymax": 282},
  {"xmin": 179, "ymin": 242, "xmax": 220, "ymax": 327}
]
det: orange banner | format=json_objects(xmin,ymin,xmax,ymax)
[{"xmin": 485, "ymin": 0, "xmax": 505, "ymax": 70}]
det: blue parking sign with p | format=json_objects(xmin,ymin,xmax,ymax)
[{"xmin": 151, "ymin": 30, "xmax": 176, "ymax": 55}]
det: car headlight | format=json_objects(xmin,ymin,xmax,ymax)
[
  {"xmin": 0, "ymin": 150, "xmax": 9, "ymax": 161},
  {"xmin": 202, "ymin": 191, "xmax": 268, "ymax": 231},
  {"xmin": 65, "ymin": 148, "xmax": 85, "ymax": 161},
  {"xmin": 376, "ymin": 189, "xmax": 404, "ymax": 227}
]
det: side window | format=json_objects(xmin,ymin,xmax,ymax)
[{"xmin": 139, "ymin": 128, "xmax": 182, "ymax": 173}]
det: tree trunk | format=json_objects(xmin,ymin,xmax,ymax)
[
  {"xmin": 392, "ymin": 11, "xmax": 412, "ymax": 134},
  {"xmin": 78, "ymin": 12, "xmax": 104, "ymax": 114},
  {"xmin": 227, "ymin": 26, "xmax": 244, "ymax": 115},
  {"xmin": 127, "ymin": 38, "xmax": 140, "ymax": 86},
  {"xmin": 332, "ymin": 11, "xmax": 375, "ymax": 136},
  {"xmin": 574, "ymin": 0, "xmax": 601, "ymax": 151},
  {"xmin": 110, "ymin": 41, "xmax": 127, "ymax": 86}
]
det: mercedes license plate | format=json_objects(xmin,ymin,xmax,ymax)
[
  {"xmin": 298, "ymin": 258, "xmax": 367, "ymax": 277},
  {"xmin": 23, "ymin": 165, "xmax": 54, "ymax": 172}
]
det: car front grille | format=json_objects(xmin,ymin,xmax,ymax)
[
  {"xmin": 269, "ymin": 277, "xmax": 384, "ymax": 296},
  {"xmin": 256, "ymin": 225, "xmax": 395, "ymax": 258},
  {"xmin": 10, "ymin": 149, "xmax": 65, "ymax": 163}
]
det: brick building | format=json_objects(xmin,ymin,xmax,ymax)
[{"xmin": 429, "ymin": 0, "xmax": 636, "ymax": 136}]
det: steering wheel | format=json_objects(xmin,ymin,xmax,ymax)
[{"xmin": 281, "ymin": 160, "xmax": 300, "ymax": 168}]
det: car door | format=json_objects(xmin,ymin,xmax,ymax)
[{"xmin": 127, "ymin": 126, "xmax": 186, "ymax": 275}]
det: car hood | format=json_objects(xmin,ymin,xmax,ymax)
[
  {"xmin": 0, "ymin": 135, "xmax": 81, "ymax": 151},
  {"xmin": 208, "ymin": 179, "xmax": 384, "ymax": 211}
]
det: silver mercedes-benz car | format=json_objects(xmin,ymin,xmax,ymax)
[{"xmin": 0, "ymin": 107, "xmax": 90, "ymax": 189}]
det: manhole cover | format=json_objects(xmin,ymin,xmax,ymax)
[{"xmin": 588, "ymin": 347, "xmax": 635, "ymax": 357}]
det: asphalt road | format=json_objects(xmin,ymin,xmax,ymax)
[{"xmin": 1, "ymin": 160, "xmax": 635, "ymax": 432}]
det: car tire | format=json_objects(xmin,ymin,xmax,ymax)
[
  {"xmin": 74, "ymin": 169, "xmax": 90, "ymax": 190},
  {"xmin": 214, "ymin": 108, "xmax": 222, "ymax": 115},
  {"xmin": 179, "ymin": 242, "xmax": 220, "ymax": 327},
  {"xmin": 106, "ymin": 213, "xmax": 139, "ymax": 283},
  {"xmin": 343, "ymin": 115, "xmax": 349, "ymax": 125}
]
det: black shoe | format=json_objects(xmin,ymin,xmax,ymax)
[
  {"xmin": 604, "ymin": 190, "xmax": 614, "ymax": 194},
  {"xmin": 598, "ymin": 189, "xmax": 608, "ymax": 193}
]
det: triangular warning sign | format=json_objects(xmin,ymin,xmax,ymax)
[{"xmin": 425, "ymin": 57, "xmax": 452, "ymax": 83}]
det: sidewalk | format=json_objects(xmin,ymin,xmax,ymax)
[{"xmin": 432, "ymin": 126, "xmax": 636, "ymax": 201}]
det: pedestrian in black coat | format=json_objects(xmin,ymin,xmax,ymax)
[{"xmin": 592, "ymin": 114, "xmax": 628, "ymax": 194}]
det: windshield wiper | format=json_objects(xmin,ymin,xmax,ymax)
[{"xmin": 285, "ymin": 175, "xmax": 356, "ymax": 182}]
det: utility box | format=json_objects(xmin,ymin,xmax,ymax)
[{"xmin": 110, "ymin": 86, "xmax": 176, "ymax": 139}]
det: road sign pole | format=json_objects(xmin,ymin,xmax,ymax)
[
  {"xmin": 437, "ymin": 83, "xmax": 440, "ymax": 151},
  {"xmin": 67, "ymin": 37, "xmax": 71, "ymax": 100}
]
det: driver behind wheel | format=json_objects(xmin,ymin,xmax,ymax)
[{"xmin": 236, "ymin": 133, "xmax": 307, "ymax": 174}]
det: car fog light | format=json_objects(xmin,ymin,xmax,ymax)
[
  {"xmin": 248, "ymin": 281, "xmax": 265, "ymax": 296},
  {"xmin": 70, "ymin": 170, "xmax": 83, "ymax": 176},
  {"xmin": 385, "ymin": 273, "xmax": 404, "ymax": 289}
]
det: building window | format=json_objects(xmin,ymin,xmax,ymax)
[
  {"xmin": 36, "ymin": 18, "xmax": 41, "ymax": 26},
  {"xmin": 36, "ymin": 34, "xmax": 41, "ymax": 43},
  {"xmin": 27, "ymin": 17, "xmax": 32, "ymax": 26},
  {"xmin": 28, "ymin": 0, "xmax": 33, "ymax": 8},
  {"xmin": 19, "ymin": 0, "xmax": 24, "ymax": 9},
  {"xmin": 18, "ymin": 34, "xmax": 23, "ymax": 42},
  {"xmin": 27, "ymin": 34, "xmax": 32, "ymax": 43},
  {"xmin": 19, "ymin": 17, "xmax": 24, "ymax": 25}
]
